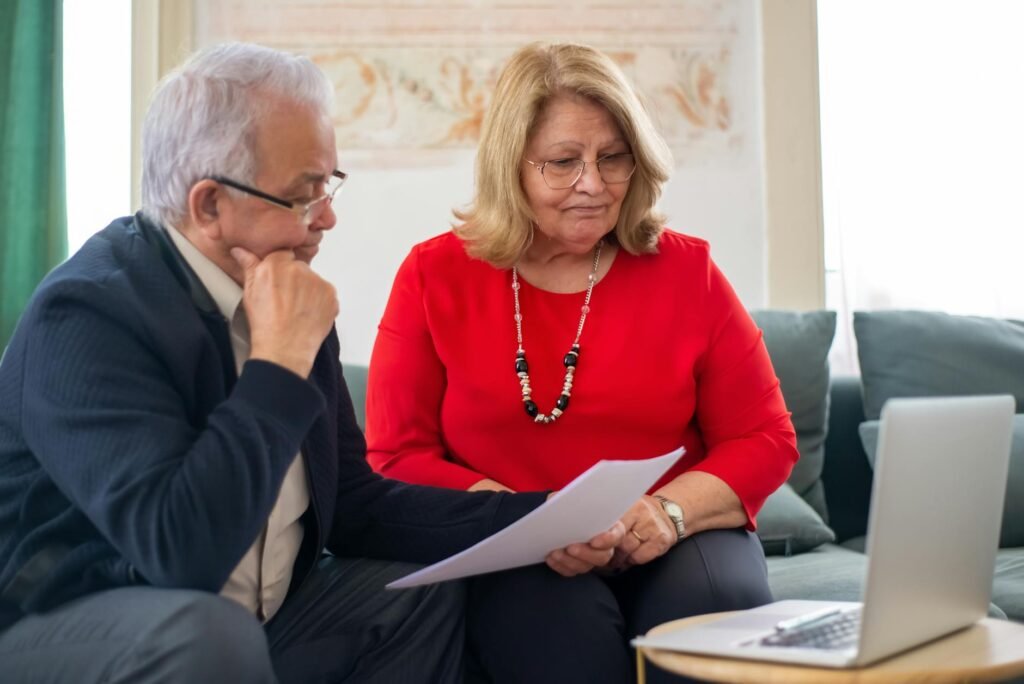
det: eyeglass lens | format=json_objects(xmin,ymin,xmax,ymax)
[
  {"xmin": 542, "ymin": 154, "xmax": 635, "ymax": 189},
  {"xmin": 302, "ymin": 174, "xmax": 347, "ymax": 223}
]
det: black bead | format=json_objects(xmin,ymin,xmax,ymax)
[
  {"xmin": 556, "ymin": 394, "xmax": 570, "ymax": 410},
  {"xmin": 524, "ymin": 399, "xmax": 538, "ymax": 417},
  {"xmin": 515, "ymin": 358, "xmax": 529, "ymax": 373},
  {"xmin": 563, "ymin": 352, "xmax": 577, "ymax": 367}
]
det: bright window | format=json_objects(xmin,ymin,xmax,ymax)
[
  {"xmin": 818, "ymin": 0, "xmax": 1024, "ymax": 373},
  {"xmin": 63, "ymin": 0, "xmax": 132, "ymax": 254}
]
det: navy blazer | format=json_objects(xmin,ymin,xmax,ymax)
[{"xmin": 0, "ymin": 214, "xmax": 543, "ymax": 628}]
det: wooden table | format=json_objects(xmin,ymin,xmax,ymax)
[{"xmin": 635, "ymin": 611, "xmax": 1024, "ymax": 683}]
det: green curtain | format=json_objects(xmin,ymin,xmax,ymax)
[{"xmin": 0, "ymin": 0, "xmax": 66, "ymax": 349}]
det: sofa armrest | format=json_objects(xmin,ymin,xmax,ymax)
[{"xmin": 821, "ymin": 375, "xmax": 873, "ymax": 543}]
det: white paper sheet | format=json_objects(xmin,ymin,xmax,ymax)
[{"xmin": 387, "ymin": 447, "xmax": 685, "ymax": 589}]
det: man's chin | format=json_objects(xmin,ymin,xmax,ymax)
[{"xmin": 294, "ymin": 245, "xmax": 319, "ymax": 263}]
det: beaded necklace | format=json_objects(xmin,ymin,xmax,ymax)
[{"xmin": 511, "ymin": 241, "xmax": 603, "ymax": 424}]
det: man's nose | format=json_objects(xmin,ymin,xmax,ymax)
[{"xmin": 310, "ymin": 199, "xmax": 337, "ymax": 230}]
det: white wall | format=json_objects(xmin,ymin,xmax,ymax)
[
  {"xmin": 128, "ymin": 1, "xmax": 769, "ymax": 367},
  {"xmin": 323, "ymin": 158, "xmax": 767, "ymax": 368},
  {"xmin": 315, "ymin": 6, "xmax": 767, "ymax": 366}
]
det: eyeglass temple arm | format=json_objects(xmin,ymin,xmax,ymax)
[{"xmin": 209, "ymin": 176, "xmax": 294, "ymax": 208}]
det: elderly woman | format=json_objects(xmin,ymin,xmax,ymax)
[{"xmin": 366, "ymin": 42, "xmax": 798, "ymax": 683}]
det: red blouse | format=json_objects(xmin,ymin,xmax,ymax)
[{"xmin": 365, "ymin": 230, "xmax": 798, "ymax": 526}]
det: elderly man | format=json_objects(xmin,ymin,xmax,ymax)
[{"xmin": 0, "ymin": 43, "xmax": 622, "ymax": 683}]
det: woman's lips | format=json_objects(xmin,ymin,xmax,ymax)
[{"xmin": 567, "ymin": 205, "xmax": 605, "ymax": 215}]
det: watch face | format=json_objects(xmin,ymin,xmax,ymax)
[{"xmin": 657, "ymin": 497, "xmax": 685, "ymax": 538}]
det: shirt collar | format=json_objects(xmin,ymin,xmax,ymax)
[{"xmin": 165, "ymin": 227, "xmax": 244, "ymax": 324}]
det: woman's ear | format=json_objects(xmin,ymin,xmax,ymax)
[{"xmin": 188, "ymin": 179, "xmax": 224, "ymax": 239}]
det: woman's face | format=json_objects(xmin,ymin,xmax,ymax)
[{"xmin": 521, "ymin": 94, "xmax": 632, "ymax": 257}]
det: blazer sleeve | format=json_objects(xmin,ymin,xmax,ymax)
[
  {"xmin": 19, "ymin": 278, "xmax": 325, "ymax": 592},
  {"xmin": 688, "ymin": 258, "xmax": 799, "ymax": 526},
  {"xmin": 326, "ymin": 334, "xmax": 546, "ymax": 561},
  {"xmin": 365, "ymin": 247, "xmax": 489, "ymax": 489}
]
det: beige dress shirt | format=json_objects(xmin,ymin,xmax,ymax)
[{"xmin": 167, "ymin": 228, "xmax": 310, "ymax": 622}]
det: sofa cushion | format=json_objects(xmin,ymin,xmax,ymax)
[
  {"xmin": 756, "ymin": 483, "xmax": 836, "ymax": 556},
  {"xmin": 766, "ymin": 544, "xmax": 867, "ymax": 602},
  {"xmin": 854, "ymin": 310, "xmax": 1024, "ymax": 421},
  {"xmin": 766, "ymin": 544, "xmax": 1008, "ymax": 619},
  {"xmin": 839, "ymin": 534, "xmax": 867, "ymax": 553},
  {"xmin": 860, "ymin": 415, "xmax": 1024, "ymax": 548},
  {"xmin": 992, "ymin": 548, "xmax": 1024, "ymax": 622},
  {"xmin": 750, "ymin": 310, "xmax": 836, "ymax": 520}
]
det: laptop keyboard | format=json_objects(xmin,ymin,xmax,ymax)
[{"xmin": 759, "ymin": 609, "xmax": 861, "ymax": 650}]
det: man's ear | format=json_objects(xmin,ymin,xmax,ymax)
[{"xmin": 188, "ymin": 179, "xmax": 224, "ymax": 239}]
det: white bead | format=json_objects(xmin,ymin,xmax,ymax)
[
  {"xmin": 514, "ymin": 314, "xmax": 522, "ymax": 322},
  {"xmin": 551, "ymin": 408, "xmax": 563, "ymax": 417},
  {"xmin": 534, "ymin": 415, "xmax": 545, "ymax": 423},
  {"xmin": 512, "ymin": 282, "xmax": 520, "ymax": 291},
  {"xmin": 588, "ymin": 273, "xmax": 597, "ymax": 283}
]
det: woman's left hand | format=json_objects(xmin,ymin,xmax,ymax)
[{"xmin": 611, "ymin": 496, "xmax": 678, "ymax": 569}]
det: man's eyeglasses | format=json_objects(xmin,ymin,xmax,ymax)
[
  {"xmin": 524, "ymin": 153, "xmax": 636, "ymax": 190},
  {"xmin": 209, "ymin": 170, "xmax": 348, "ymax": 226}
]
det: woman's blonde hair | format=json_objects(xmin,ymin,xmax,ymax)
[{"xmin": 454, "ymin": 42, "xmax": 673, "ymax": 267}]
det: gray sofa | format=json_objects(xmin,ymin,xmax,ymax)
[
  {"xmin": 767, "ymin": 373, "xmax": 1024, "ymax": 620},
  {"xmin": 342, "ymin": 309, "xmax": 1024, "ymax": 621},
  {"xmin": 753, "ymin": 310, "xmax": 1024, "ymax": 622}
]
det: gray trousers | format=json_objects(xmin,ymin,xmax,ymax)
[
  {"xmin": 0, "ymin": 556, "xmax": 465, "ymax": 684},
  {"xmin": 466, "ymin": 528, "xmax": 772, "ymax": 684}
]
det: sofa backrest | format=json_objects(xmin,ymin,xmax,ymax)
[
  {"xmin": 749, "ymin": 310, "xmax": 836, "ymax": 520},
  {"xmin": 820, "ymin": 375, "xmax": 873, "ymax": 543}
]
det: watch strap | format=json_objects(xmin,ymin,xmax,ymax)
[{"xmin": 653, "ymin": 494, "xmax": 686, "ymax": 540}]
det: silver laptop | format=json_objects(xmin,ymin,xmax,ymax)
[{"xmin": 632, "ymin": 394, "xmax": 1015, "ymax": 668}]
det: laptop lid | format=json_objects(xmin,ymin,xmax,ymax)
[
  {"xmin": 855, "ymin": 395, "xmax": 1014, "ymax": 664},
  {"xmin": 631, "ymin": 394, "xmax": 1014, "ymax": 668}
]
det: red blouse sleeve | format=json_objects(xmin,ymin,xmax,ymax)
[
  {"xmin": 689, "ymin": 258, "xmax": 799, "ymax": 526},
  {"xmin": 365, "ymin": 246, "xmax": 488, "ymax": 489}
]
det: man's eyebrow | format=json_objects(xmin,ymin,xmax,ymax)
[{"xmin": 283, "ymin": 171, "xmax": 329, "ymax": 194}]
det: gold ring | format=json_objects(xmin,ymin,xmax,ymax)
[{"xmin": 630, "ymin": 529, "xmax": 646, "ymax": 543}]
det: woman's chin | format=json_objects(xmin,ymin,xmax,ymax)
[{"xmin": 565, "ymin": 223, "xmax": 615, "ymax": 248}]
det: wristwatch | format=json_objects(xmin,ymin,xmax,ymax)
[{"xmin": 653, "ymin": 495, "xmax": 686, "ymax": 540}]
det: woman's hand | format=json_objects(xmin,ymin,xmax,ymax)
[
  {"xmin": 468, "ymin": 478, "xmax": 515, "ymax": 493},
  {"xmin": 545, "ymin": 521, "xmax": 625, "ymax": 577},
  {"xmin": 611, "ymin": 496, "xmax": 678, "ymax": 569}
]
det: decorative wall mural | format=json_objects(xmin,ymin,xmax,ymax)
[{"xmin": 194, "ymin": 0, "xmax": 747, "ymax": 165}]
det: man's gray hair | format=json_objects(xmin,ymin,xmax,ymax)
[{"xmin": 140, "ymin": 42, "xmax": 334, "ymax": 228}]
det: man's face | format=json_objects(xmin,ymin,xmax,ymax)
[{"xmin": 219, "ymin": 95, "xmax": 339, "ymax": 266}]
